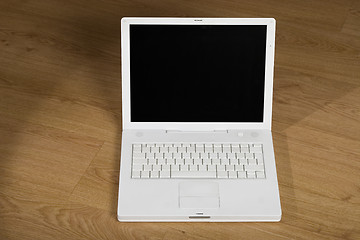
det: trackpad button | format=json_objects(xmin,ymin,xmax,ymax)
[{"xmin": 180, "ymin": 196, "xmax": 219, "ymax": 208}]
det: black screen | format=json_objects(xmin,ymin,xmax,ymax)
[{"xmin": 130, "ymin": 25, "xmax": 266, "ymax": 122}]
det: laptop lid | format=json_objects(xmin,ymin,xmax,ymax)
[{"xmin": 121, "ymin": 18, "xmax": 276, "ymax": 131}]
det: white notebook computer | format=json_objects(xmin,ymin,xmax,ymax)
[{"xmin": 118, "ymin": 17, "xmax": 281, "ymax": 222}]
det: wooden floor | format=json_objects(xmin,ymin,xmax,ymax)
[{"xmin": 0, "ymin": 0, "xmax": 359, "ymax": 239}]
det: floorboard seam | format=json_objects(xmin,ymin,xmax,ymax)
[{"xmin": 67, "ymin": 141, "xmax": 105, "ymax": 200}]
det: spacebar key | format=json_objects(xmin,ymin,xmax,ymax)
[{"xmin": 171, "ymin": 171, "xmax": 216, "ymax": 178}]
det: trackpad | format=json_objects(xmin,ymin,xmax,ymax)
[{"xmin": 179, "ymin": 182, "xmax": 220, "ymax": 209}]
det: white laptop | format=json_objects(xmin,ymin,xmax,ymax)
[{"xmin": 118, "ymin": 17, "xmax": 281, "ymax": 222}]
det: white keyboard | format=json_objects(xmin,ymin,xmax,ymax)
[{"xmin": 131, "ymin": 143, "xmax": 266, "ymax": 179}]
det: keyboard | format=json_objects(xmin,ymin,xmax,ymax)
[{"xmin": 131, "ymin": 143, "xmax": 266, "ymax": 179}]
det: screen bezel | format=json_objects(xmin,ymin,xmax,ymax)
[{"xmin": 121, "ymin": 18, "xmax": 276, "ymax": 131}]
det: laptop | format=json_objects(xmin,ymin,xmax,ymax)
[{"xmin": 118, "ymin": 17, "xmax": 281, "ymax": 222}]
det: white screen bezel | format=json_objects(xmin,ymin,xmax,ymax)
[{"xmin": 121, "ymin": 17, "xmax": 275, "ymax": 131}]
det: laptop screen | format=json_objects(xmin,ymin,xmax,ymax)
[{"xmin": 129, "ymin": 25, "xmax": 267, "ymax": 122}]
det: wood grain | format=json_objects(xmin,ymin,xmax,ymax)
[{"xmin": 0, "ymin": 0, "xmax": 359, "ymax": 239}]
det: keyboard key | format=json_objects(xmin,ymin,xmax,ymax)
[
  {"xmin": 187, "ymin": 146, "xmax": 196, "ymax": 153},
  {"xmin": 232, "ymin": 146, "xmax": 241, "ymax": 153},
  {"xmin": 239, "ymin": 159, "xmax": 247, "ymax": 165},
  {"xmin": 256, "ymin": 171, "xmax": 265, "ymax": 179},
  {"xmin": 169, "ymin": 147, "xmax": 177, "ymax": 152},
  {"xmin": 217, "ymin": 165, "xmax": 225, "ymax": 171},
  {"xmin": 246, "ymin": 153, "xmax": 254, "ymax": 159},
  {"xmin": 230, "ymin": 159, "xmax": 239, "ymax": 165},
  {"xmin": 148, "ymin": 159, "xmax": 156, "ymax": 165},
  {"xmin": 194, "ymin": 159, "xmax": 202, "ymax": 165},
  {"xmin": 223, "ymin": 146, "xmax": 231, "ymax": 153},
  {"xmin": 247, "ymin": 171, "xmax": 256, "ymax": 179},
  {"xmin": 178, "ymin": 147, "xmax": 186, "ymax": 152},
  {"xmin": 196, "ymin": 145, "xmax": 204, "ymax": 152},
  {"xmin": 245, "ymin": 165, "xmax": 264, "ymax": 171},
  {"xmin": 225, "ymin": 165, "xmax": 234, "ymax": 171},
  {"xmin": 221, "ymin": 159, "xmax": 229, "ymax": 165},
  {"xmin": 160, "ymin": 171, "xmax": 170, "ymax": 178},
  {"xmin": 237, "ymin": 171, "xmax": 246, "ymax": 178},
  {"xmin": 171, "ymin": 171, "xmax": 217, "ymax": 178},
  {"xmin": 150, "ymin": 171, "xmax": 159, "ymax": 178},
  {"xmin": 198, "ymin": 165, "xmax": 207, "ymax": 171},
  {"xmin": 133, "ymin": 159, "xmax": 147, "ymax": 165},
  {"xmin": 153, "ymin": 165, "xmax": 161, "ymax": 171},
  {"xmin": 184, "ymin": 159, "xmax": 193, "ymax": 165},
  {"xmin": 241, "ymin": 147, "xmax": 249, "ymax": 153},
  {"xmin": 235, "ymin": 165, "xmax": 244, "ymax": 171},
  {"xmin": 228, "ymin": 171, "xmax": 237, "ymax": 178},
  {"xmin": 217, "ymin": 171, "xmax": 228, "ymax": 178},
  {"xmin": 212, "ymin": 159, "xmax": 221, "ymax": 165},
  {"xmin": 248, "ymin": 159, "xmax": 257, "ymax": 165},
  {"xmin": 151, "ymin": 147, "xmax": 160, "ymax": 153},
  {"xmin": 205, "ymin": 146, "xmax": 213, "ymax": 152},
  {"xmin": 161, "ymin": 165, "xmax": 170, "ymax": 171},
  {"xmin": 180, "ymin": 165, "xmax": 189, "ymax": 171},
  {"xmin": 155, "ymin": 153, "xmax": 164, "ymax": 159},
  {"xmin": 132, "ymin": 171, "xmax": 141, "ymax": 178},
  {"xmin": 142, "ymin": 147, "xmax": 151, "ymax": 153},
  {"xmin": 175, "ymin": 159, "xmax": 184, "ymax": 165},
  {"xmin": 133, "ymin": 145, "xmax": 142, "ymax": 152},
  {"xmin": 208, "ymin": 165, "xmax": 216, "ymax": 171},
  {"xmin": 203, "ymin": 159, "xmax": 211, "ymax": 165},
  {"xmin": 141, "ymin": 171, "xmax": 150, "ymax": 178},
  {"xmin": 167, "ymin": 159, "xmax": 175, "ymax": 165},
  {"xmin": 214, "ymin": 146, "xmax": 222, "ymax": 153},
  {"xmin": 143, "ymin": 165, "xmax": 152, "ymax": 171},
  {"xmin": 236, "ymin": 153, "xmax": 245, "ymax": 159},
  {"xmin": 132, "ymin": 165, "xmax": 143, "ymax": 171},
  {"xmin": 158, "ymin": 159, "xmax": 166, "ymax": 165},
  {"xmin": 172, "ymin": 165, "xmax": 181, "ymax": 171},
  {"xmin": 255, "ymin": 153, "xmax": 264, "ymax": 165},
  {"xmin": 250, "ymin": 146, "xmax": 262, "ymax": 153},
  {"xmin": 189, "ymin": 165, "xmax": 198, "ymax": 171},
  {"xmin": 160, "ymin": 147, "xmax": 168, "ymax": 152},
  {"xmin": 133, "ymin": 153, "xmax": 146, "ymax": 159}
]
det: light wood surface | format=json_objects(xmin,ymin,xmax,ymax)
[{"xmin": 0, "ymin": 0, "xmax": 359, "ymax": 239}]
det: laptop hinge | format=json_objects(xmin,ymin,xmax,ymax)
[{"xmin": 166, "ymin": 130, "xmax": 229, "ymax": 133}]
